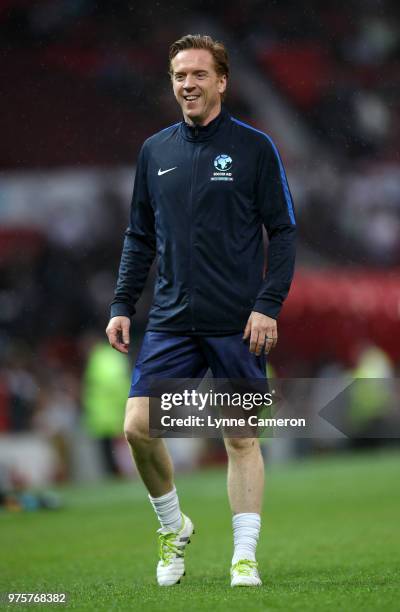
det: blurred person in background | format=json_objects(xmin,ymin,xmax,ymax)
[
  {"xmin": 2, "ymin": 344, "xmax": 38, "ymax": 432},
  {"xmin": 106, "ymin": 34, "xmax": 296, "ymax": 587},
  {"xmin": 81, "ymin": 333, "xmax": 130, "ymax": 476},
  {"xmin": 34, "ymin": 371, "xmax": 79, "ymax": 482},
  {"xmin": 348, "ymin": 343, "xmax": 396, "ymax": 444}
]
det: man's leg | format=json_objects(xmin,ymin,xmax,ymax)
[
  {"xmin": 124, "ymin": 396, "xmax": 194, "ymax": 586},
  {"xmin": 224, "ymin": 436, "xmax": 264, "ymax": 586},
  {"xmin": 124, "ymin": 396, "xmax": 174, "ymax": 498},
  {"xmin": 124, "ymin": 334, "xmax": 206, "ymax": 501},
  {"xmin": 223, "ymin": 437, "xmax": 264, "ymax": 514}
]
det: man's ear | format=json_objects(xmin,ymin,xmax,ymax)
[{"xmin": 218, "ymin": 74, "xmax": 227, "ymax": 95}]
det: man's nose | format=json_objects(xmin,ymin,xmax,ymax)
[{"xmin": 183, "ymin": 76, "xmax": 196, "ymax": 89}]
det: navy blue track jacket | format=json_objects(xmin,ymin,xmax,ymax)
[{"xmin": 110, "ymin": 106, "xmax": 296, "ymax": 334}]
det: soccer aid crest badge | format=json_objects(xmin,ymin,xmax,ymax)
[{"xmin": 211, "ymin": 154, "xmax": 234, "ymax": 181}]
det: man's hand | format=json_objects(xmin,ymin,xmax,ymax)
[
  {"xmin": 243, "ymin": 311, "xmax": 278, "ymax": 355},
  {"xmin": 106, "ymin": 316, "xmax": 131, "ymax": 354}
]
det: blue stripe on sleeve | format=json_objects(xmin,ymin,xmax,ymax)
[
  {"xmin": 231, "ymin": 117, "xmax": 296, "ymax": 225},
  {"xmin": 160, "ymin": 122, "xmax": 181, "ymax": 133}
]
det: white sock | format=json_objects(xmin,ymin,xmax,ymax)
[
  {"xmin": 232, "ymin": 512, "xmax": 261, "ymax": 564},
  {"xmin": 149, "ymin": 486, "xmax": 182, "ymax": 531}
]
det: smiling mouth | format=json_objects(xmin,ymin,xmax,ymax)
[{"xmin": 184, "ymin": 95, "xmax": 200, "ymax": 102}]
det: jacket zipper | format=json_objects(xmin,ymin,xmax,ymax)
[{"xmin": 188, "ymin": 134, "xmax": 201, "ymax": 331}]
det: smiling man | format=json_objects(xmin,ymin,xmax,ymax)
[
  {"xmin": 172, "ymin": 45, "xmax": 225, "ymax": 125},
  {"xmin": 106, "ymin": 34, "xmax": 296, "ymax": 588}
]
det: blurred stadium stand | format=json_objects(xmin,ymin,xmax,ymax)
[{"xmin": 0, "ymin": 0, "xmax": 399, "ymax": 485}]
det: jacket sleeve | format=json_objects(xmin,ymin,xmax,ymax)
[
  {"xmin": 110, "ymin": 143, "xmax": 156, "ymax": 319},
  {"xmin": 253, "ymin": 137, "xmax": 296, "ymax": 319}
]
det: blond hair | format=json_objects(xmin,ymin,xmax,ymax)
[{"xmin": 169, "ymin": 34, "xmax": 229, "ymax": 80}]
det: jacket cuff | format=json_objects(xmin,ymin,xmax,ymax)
[
  {"xmin": 252, "ymin": 298, "xmax": 282, "ymax": 320},
  {"xmin": 110, "ymin": 302, "xmax": 134, "ymax": 319}
]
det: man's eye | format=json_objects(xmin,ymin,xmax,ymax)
[{"xmin": 175, "ymin": 75, "xmax": 184, "ymax": 81}]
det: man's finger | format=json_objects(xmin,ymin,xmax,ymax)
[
  {"xmin": 115, "ymin": 342, "xmax": 129, "ymax": 354},
  {"xmin": 249, "ymin": 329, "xmax": 259, "ymax": 354},
  {"xmin": 264, "ymin": 333, "xmax": 278, "ymax": 354},
  {"xmin": 121, "ymin": 321, "xmax": 130, "ymax": 345},
  {"xmin": 112, "ymin": 337, "xmax": 129, "ymax": 354},
  {"xmin": 255, "ymin": 332, "xmax": 266, "ymax": 356},
  {"xmin": 242, "ymin": 318, "xmax": 251, "ymax": 340},
  {"xmin": 106, "ymin": 325, "xmax": 129, "ymax": 354},
  {"xmin": 264, "ymin": 336, "xmax": 274, "ymax": 354},
  {"xmin": 107, "ymin": 327, "xmax": 118, "ymax": 346}
]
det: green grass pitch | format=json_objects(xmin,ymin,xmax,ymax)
[{"xmin": 1, "ymin": 450, "xmax": 400, "ymax": 611}]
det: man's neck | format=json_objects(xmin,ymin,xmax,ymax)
[{"xmin": 184, "ymin": 103, "xmax": 222, "ymax": 127}]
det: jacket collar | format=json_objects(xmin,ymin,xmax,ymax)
[{"xmin": 180, "ymin": 106, "xmax": 230, "ymax": 142}]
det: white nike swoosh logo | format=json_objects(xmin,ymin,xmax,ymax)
[{"xmin": 158, "ymin": 167, "xmax": 177, "ymax": 176}]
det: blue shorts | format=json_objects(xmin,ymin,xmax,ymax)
[{"xmin": 129, "ymin": 332, "xmax": 267, "ymax": 397}]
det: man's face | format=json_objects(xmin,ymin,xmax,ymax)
[{"xmin": 171, "ymin": 48, "xmax": 227, "ymax": 126}]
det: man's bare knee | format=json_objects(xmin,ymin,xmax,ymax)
[
  {"xmin": 124, "ymin": 397, "xmax": 151, "ymax": 447},
  {"xmin": 224, "ymin": 437, "xmax": 259, "ymax": 456}
]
